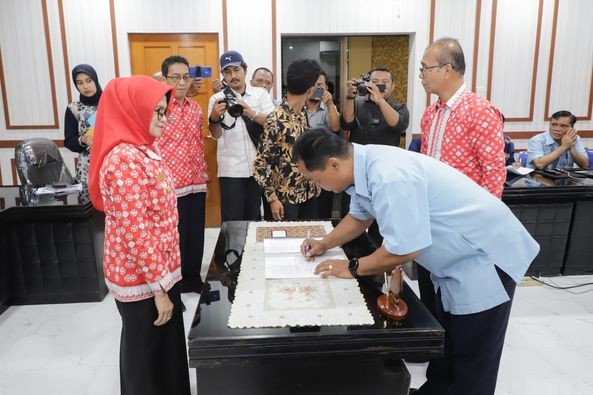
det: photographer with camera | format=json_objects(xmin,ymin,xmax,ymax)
[
  {"xmin": 341, "ymin": 67, "xmax": 409, "ymax": 147},
  {"xmin": 306, "ymin": 70, "xmax": 340, "ymax": 219},
  {"xmin": 208, "ymin": 50, "xmax": 275, "ymax": 222},
  {"xmin": 341, "ymin": 67, "xmax": 409, "ymax": 245}
]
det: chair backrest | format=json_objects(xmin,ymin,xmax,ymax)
[
  {"xmin": 587, "ymin": 150, "xmax": 593, "ymax": 169},
  {"xmin": 518, "ymin": 151, "xmax": 528, "ymax": 167},
  {"xmin": 14, "ymin": 138, "xmax": 74, "ymax": 186},
  {"xmin": 408, "ymin": 137, "xmax": 422, "ymax": 153}
]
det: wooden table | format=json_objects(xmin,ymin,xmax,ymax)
[{"xmin": 187, "ymin": 221, "xmax": 444, "ymax": 395}]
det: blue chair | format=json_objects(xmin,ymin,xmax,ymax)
[
  {"xmin": 408, "ymin": 137, "xmax": 422, "ymax": 153},
  {"xmin": 518, "ymin": 151, "xmax": 528, "ymax": 167},
  {"xmin": 587, "ymin": 150, "xmax": 593, "ymax": 169}
]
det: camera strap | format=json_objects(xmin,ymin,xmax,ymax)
[
  {"xmin": 220, "ymin": 117, "xmax": 237, "ymax": 130},
  {"xmin": 355, "ymin": 99, "xmax": 381, "ymax": 128},
  {"xmin": 241, "ymin": 115, "xmax": 264, "ymax": 148}
]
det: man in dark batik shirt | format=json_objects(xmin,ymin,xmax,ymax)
[{"xmin": 253, "ymin": 59, "xmax": 322, "ymax": 221}]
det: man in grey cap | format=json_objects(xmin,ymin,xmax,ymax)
[{"xmin": 207, "ymin": 50, "xmax": 275, "ymax": 221}]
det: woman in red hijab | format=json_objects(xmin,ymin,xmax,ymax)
[{"xmin": 89, "ymin": 76, "xmax": 190, "ymax": 395}]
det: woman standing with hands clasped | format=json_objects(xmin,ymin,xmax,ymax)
[
  {"xmin": 88, "ymin": 76, "xmax": 190, "ymax": 395},
  {"xmin": 63, "ymin": 64, "xmax": 102, "ymax": 201}
]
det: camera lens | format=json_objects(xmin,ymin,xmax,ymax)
[
  {"xmin": 357, "ymin": 82, "xmax": 368, "ymax": 96},
  {"xmin": 227, "ymin": 101, "xmax": 244, "ymax": 118}
]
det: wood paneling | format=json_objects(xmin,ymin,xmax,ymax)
[
  {"xmin": 471, "ymin": 0, "xmax": 482, "ymax": 93},
  {"xmin": 57, "ymin": 0, "xmax": 72, "ymax": 103},
  {"xmin": 109, "ymin": 0, "xmax": 119, "ymax": 77},
  {"xmin": 10, "ymin": 158, "xmax": 17, "ymax": 186}
]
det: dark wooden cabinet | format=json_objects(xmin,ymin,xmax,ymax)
[
  {"xmin": 503, "ymin": 172, "xmax": 593, "ymax": 276},
  {"xmin": 0, "ymin": 187, "xmax": 106, "ymax": 312}
]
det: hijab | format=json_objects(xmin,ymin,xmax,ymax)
[
  {"xmin": 71, "ymin": 64, "xmax": 102, "ymax": 106},
  {"xmin": 88, "ymin": 75, "xmax": 173, "ymax": 211}
]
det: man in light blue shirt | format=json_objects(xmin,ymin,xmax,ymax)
[
  {"xmin": 526, "ymin": 110, "xmax": 589, "ymax": 169},
  {"xmin": 292, "ymin": 129, "xmax": 540, "ymax": 395}
]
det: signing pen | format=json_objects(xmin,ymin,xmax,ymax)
[{"xmin": 305, "ymin": 227, "xmax": 311, "ymax": 257}]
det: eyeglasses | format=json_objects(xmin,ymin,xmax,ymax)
[
  {"xmin": 154, "ymin": 108, "xmax": 167, "ymax": 121},
  {"xmin": 419, "ymin": 64, "xmax": 449, "ymax": 75},
  {"xmin": 550, "ymin": 122, "xmax": 570, "ymax": 130},
  {"xmin": 165, "ymin": 74, "xmax": 191, "ymax": 83}
]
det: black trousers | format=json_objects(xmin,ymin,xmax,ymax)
[
  {"xmin": 316, "ymin": 189, "xmax": 335, "ymax": 219},
  {"xmin": 417, "ymin": 263, "xmax": 438, "ymax": 317},
  {"xmin": 262, "ymin": 197, "xmax": 273, "ymax": 221},
  {"xmin": 115, "ymin": 283, "xmax": 190, "ymax": 395},
  {"xmin": 219, "ymin": 177, "xmax": 262, "ymax": 221},
  {"xmin": 177, "ymin": 192, "xmax": 205, "ymax": 287},
  {"xmin": 418, "ymin": 267, "xmax": 516, "ymax": 395},
  {"xmin": 283, "ymin": 197, "xmax": 318, "ymax": 220}
]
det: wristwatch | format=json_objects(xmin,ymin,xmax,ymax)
[{"xmin": 348, "ymin": 257, "xmax": 360, "ymax": 278}]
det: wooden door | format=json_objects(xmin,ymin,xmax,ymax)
[{"xmin": 129, "ymin": 33, "xmax": 220, "ymax": 227}]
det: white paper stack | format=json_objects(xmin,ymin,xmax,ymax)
[{"xmin": 263, "ymin": 237, "xmax": 344, "ymax": 279}]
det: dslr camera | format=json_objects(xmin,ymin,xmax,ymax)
[
  {"xmin": 221, "ymin": 84, "xmax": 244, "ymax": 118},
  {"xmin": 353, "ymin": 73, "xmax": 387, "ymax": 95},
  {"xmin": 353, "ymin": 73, "xmax": 371, "ymax": 95}
]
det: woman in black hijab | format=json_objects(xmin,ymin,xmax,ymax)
[{"xmin": 63, "ymin": 64, "xmax": 102, "ymax": 201}]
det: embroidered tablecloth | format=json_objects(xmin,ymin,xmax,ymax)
[{"xmin": 228, "ymin": 221, "xmax": 374, "ymax": 328}]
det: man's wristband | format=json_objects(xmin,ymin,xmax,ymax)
[
  {"xmin": 346, "ymin": 95, "xmax": 356, "ymax": 100},
  {"xmin": 208, "ymin": 116, "xmax": 223, "ymax": 125}
]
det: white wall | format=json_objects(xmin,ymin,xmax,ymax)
[{"xmin": 1, "ymin": 0, "xmax": 592, "ymax": 184}]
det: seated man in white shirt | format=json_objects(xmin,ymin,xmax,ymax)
[
  {"xmin": 208, "ymin": 50, "xmax": 275, "ymax": 221},
  {"xmin": 526, "ymin": 110, "xmax": 589, "ymax": 169}
]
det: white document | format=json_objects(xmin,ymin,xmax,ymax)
[
  {"xmin": 271, "ymin": 230, "xmax": 287, "ymax": 237},
  {"xmin": 263, "ymin": 237, "xmax": 342, "ymax": 254},
  {"xmin": 506, "ymin": 165, "xmax": 534, "ymax": 176},
  {"xmin": 264, "ymin": 255, "xmax": 319, "ymax": 278},
  {"xmin": 263, "ymin": 237, "xmax": 346, "ymax": 279}
]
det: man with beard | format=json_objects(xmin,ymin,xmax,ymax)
[{"xmin": 208, "ymin": 50, "xmax": 275, "ymax": 221}]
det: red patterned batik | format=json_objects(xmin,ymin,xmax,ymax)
[
  {"xmin": 156, "ymin": 98, "xmax": 208, "ymax": 197},
  {"xmin": 421, "ymin": 88, "xmax": 505, "ymax": 199}
]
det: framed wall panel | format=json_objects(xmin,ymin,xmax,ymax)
[
  {"xmin": 488, "ymin": 0, "xmax": 542, "ymax": 121},
  {"xmin": 0, "ymin": 0, "xmax": 59, "ymax": 129},
  {"xmin": 545, "ymin": 0, "xmax": 593, "ymax": 120},
  {"xmin": 428, "ymin": 0, "xmax": 480, "ymax": 107},
  {"xmin": 60, "ymin": 0, "xmax": 117, "ymax": 103}
]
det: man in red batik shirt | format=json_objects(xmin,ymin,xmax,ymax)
[
  {"xmin": 413, "ymin": 37, "xmax": 506, "ymax": 395},
  {"xmin": 157, "ymin": 55, "xmax": 208, "ymax": 294},
  {"xmin": 420, "ymin": 37, "xmax": 505, "ymax": 198}
]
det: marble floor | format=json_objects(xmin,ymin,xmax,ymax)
[{"xmin": 0, "ymin": 228, "xmax": 592, "ymax": 395}]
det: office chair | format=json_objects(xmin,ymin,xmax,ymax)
[{"xmin": 14, "ymin": 138, "xmax": 74, "ymax": 186}]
